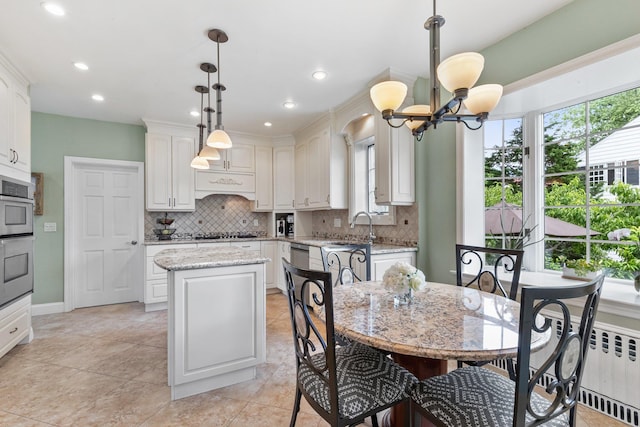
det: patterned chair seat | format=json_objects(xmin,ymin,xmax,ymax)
[
  {"xmin": 411, "ymin": 366, "xmax": 569, "ymax": 427},
  {"xmin": 299, "ymin": 343, "xmax": 417, "ymax": 422}
]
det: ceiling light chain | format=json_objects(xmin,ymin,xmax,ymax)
[
  {"xmin": 370, "ymin": 0, "xmax": 503, "ymax": 139},
  {"xmin": 206, "ymin": 29, "xmax": 233, "ymax": 150}
]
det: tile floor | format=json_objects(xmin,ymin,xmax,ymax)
[{"xmin": 0, "ymin": 294, "xmax": 626, "ymax": 426}]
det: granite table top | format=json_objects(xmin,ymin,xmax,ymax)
[
  {"xmin": 321, "ymin": 281, "xmax": 551, "ymax": 361},
  {"xmin": 154, "ymin": 247, "xmax": 270, "ymax": 271}
]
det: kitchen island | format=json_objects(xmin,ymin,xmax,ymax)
[{"xmin": 154, "ymin": 246, "xmax": 269, "ymax": 400}]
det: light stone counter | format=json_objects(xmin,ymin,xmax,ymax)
[{"xmin": 154, "ymin": 246, "xmax": 269, "ymax": 271}]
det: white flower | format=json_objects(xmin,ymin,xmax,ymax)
[{"xmin": 382, "ymin": 262, "xmax": 426, "ymax": 293}]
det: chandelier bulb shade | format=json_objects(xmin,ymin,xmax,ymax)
[
  {"xmin": 199, "ymin": 144, "xmax": 221, "ymax": 160},
  {"xmin": 206, "ymin": 129, "xmax": 233, "ymax": 149},
  {"xmin": 370, "ymin": 0, "xmax": 501, "ymax": 136},
  {"xmin": 370, "ymin": 81, "xmax": 408, "ymax": 113},
  {"xmin": 436, "ymin": 52, "xmax": 484, "ymax": 94},
  {"xmin": 463, "ymin": 84, "xmax": 503, "ymax": 115}
]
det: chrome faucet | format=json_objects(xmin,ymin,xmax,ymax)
[{"xmin": 351, "ymin": 211, "xmax": 375, "ymax": 244}]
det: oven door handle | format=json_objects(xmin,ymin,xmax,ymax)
[
  {"xmin": 0, "ymin": 235, "xmax": 35, "ymax": 245},
  {"xmin": 0, "ymin": 195, "xmax": 34, "ymax": 204}
]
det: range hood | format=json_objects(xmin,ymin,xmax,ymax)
[{"xmin": 194, "ymin": 170, "xmax": 256, "ymax": 201}]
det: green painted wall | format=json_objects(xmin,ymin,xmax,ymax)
[
  {"xmin": 31, "ymin": 112, "xmax": 145, "ymax": 304},
  {"xmin": 417, "ymin": 0, "xmax": 640, "ymax": 284}
]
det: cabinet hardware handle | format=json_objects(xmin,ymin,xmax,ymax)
[
  {"xmin": 256, "ymin": 200, "xmax": 259, "ymax": 208},
  {"xmin": 169, "ymin": 197, "xmax": 172, "ymax": 207},
  {"xmin": 326, "ymin": 194, "xmax": 330, "ymax": 203},
  {"xmin": 9, "ymin": 327, "xmax": 18, "ymax": 334},
  {"xmin": 173, "ymin": 198, "xmax": 176, "ymax": 207},
  {"xmin": 14, "ymin": 150, "xmax": 18, "ymax": 164},
  {"xmin": 131, "ymin": 240, "xmax": 138, "ymax": 245}
]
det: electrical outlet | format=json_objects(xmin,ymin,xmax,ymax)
[
  {"xmin": 240, "ymin": 219, "xmax": 248, "ymax": 225},
  {"xmin": 44, "ymin": 222, "xmax": 57, "ymax": 232},
  {"xmin": 253, "ymin": 219, "xmax": 259, "ymax": 226},
  {"xmin": 334, "ymin": 218, "xmax": 341, "ymax": 228}
]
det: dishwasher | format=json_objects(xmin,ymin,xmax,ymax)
[{"xmin": 290, "ymin": 243, "xmax": 310, "ymax": 302}]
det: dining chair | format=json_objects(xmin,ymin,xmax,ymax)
[
  {"xmin": 455, "ymin": 244, "xmax": 524, "ymax": 300},
  {"xmin": 320, "ymin": 243, "xmax": 371, "ymax": 286},
  {"xmin": 282, "ymin": 258, "xmax": 416, "ymax": 427},
  {"xmin": 411, "ymin": 273, "xmax": 605, "ymax": 427}
]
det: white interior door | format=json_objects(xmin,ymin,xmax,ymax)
[{"xmin": 64, "ymin": 157, "xmax": 144, "ymax": 310}]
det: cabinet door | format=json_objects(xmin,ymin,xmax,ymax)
[
  {"xmin": 254, "ymin": 146, "xmax": 273, "ymax": 211},
  {"xmin": 0, "ymin": 72, "xmax": 10, "ymax": 168},
  {"xmin": 375, "ymin": 118, "xmax": 415, "ymax": 205},
  {"xmin": 370, "ymin": 252, "xmax": 416, "ymax": 281},
  {"xmin": 12, "ymin": 87, "xmax": 30, "ymax": 173},
  {"xmin": 294, "ymin": 142, "xmax": 308, "ymax": 209},
  {"xmin": 261, "ymin": 241, "xmax": 277, "ymax": 290},
  {"xmin": 171, "ymin": 136, "xmax": 196, "ymax": 211},
  {"xmin": 145, "ymin": 133, "xmax": 173, "ymax": 210},
  {"xmin": 227, "ymin": 143, "xmax": 255, "ymax": 173},
  {"xmin": 276, "ymin": 241, "xmax": 290, "ymax": 291},
  {"xmin": 307, "ymin": 129, "xmax": 330, "ymax": 208},
  {"xmin": 274, "ymin": 146, "xmax": 294, "ymax": 210}
]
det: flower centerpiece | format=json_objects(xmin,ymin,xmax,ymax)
[{"xmin": 382, "ymin": 262, "xmax": 426, "ymax": 305}]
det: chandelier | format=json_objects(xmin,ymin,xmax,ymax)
[{"xmin": 370, "ymin": 0, "xmax": 503, "ymax": 139}]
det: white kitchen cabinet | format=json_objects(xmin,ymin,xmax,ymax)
[
  {"xmin": 253, "ymin": 146, "xmax": 273, "ymax": 211},
  {"xmin": 145, "ymin": 133, "xmax": 196, "ymax": 211},
  {"xmin": 273, "ymin": 146, "xmax": 294, "ymax": 210},
  {"xmin": 374, "ymin": 116, "xmax": 415, "ymax": 205},
  {"xmin": 370, "ymin": 251, "xmax": 416, "ymax": 281},
  {"xmin": 0, "ymin": 58, "xmax": 30, "ymax": 180},
  {"xmin": 261, "ymin": 241, "xmax": 277, "ymax": 292},
  {"xmin": 207, "ymin": 143, "xmax": 255, "ymax": 173},
  {"xmin": 276, "ymin": 241, "xmax": 290, "ymax": 292},
  {"xmin": 229, "ymin": 240, "xmax": 261, "ymax": 254},
  {"xmin": 144, "ymin": 243, "xmax": 196, "ymax": 311},
  {"xmin": 294, "ymin": 124, "xmax": 347, "ymax": 210},
  {"xmin": 0, "ymin": 294, "xmax": 32, "ymax": 359}
]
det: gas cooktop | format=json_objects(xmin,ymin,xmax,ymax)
[{"xmin": 194, "ymin": 232, "xmax": 258, "ymax": 240}]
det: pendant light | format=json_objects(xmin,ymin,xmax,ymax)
[
  {"xmin": 206, "ymin": 29, "xmax": 233, "ymax": 149},
  {"xmin": 190, "ymin": 84, "xmax": 220, "ymax": 170},
  {"xmin": 198, "ymin": 64, "xmax": 222, "ymax": 161},
  {"xmin": 370, "ymin": 0, "xmax": 503, "ymax": 140}
]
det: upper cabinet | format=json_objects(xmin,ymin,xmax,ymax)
[
  {"xmin": 207, "ymin": 143, "xmax": 255, "ymax": 174},
  {"xmin": 253, "ymin": 145, "xmax": 273, "ymax": 211},
  {"xmin": 273, "ymin": 145, "xmax": 294, "ymax": 210},
  {"xmin": 374, "ymin": 115, "xmax": 415, "ymax": 205},
  {"xmin": 294, "ymin": 120, "xmax": 347, "ymax": 210},
  {"xmin": 145, "ymin": 133, "xmax": 196, "ymax": 211},
  {"xmin": 0, "ymin": 56, "xmax": 31, "ymax": 181}
]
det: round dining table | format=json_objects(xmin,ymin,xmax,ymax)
[{"xmin": 322, "ymin": 281, "xmax": 551, "ymax": 427}]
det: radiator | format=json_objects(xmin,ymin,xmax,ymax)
[{"xmin": 492, "ymin": 315, "xmax": 640, "ymax": 426}]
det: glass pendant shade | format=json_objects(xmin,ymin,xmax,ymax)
[
  {"xmin": 206, "ymin": 129, "xmax": 233, "ymax": 149},
  {"xmin": 402, "ymin": 105, "xmax": 431, "ymax": 130},
  {"xmin": 370, "ymin": 81, "xmax": 408, "ymax": 112},
  {"xmin": 199, "ymin": 144, "xmax": 221, "ymax": 160},
  {"xmin": 436, "ymin": 52, "xmax": 484, "ymax": 93},
  {"xmin": 190, "ymin": 155, "xmax": 209, "ymax": 170},
  {"xmin": 463, "ymin": 84, "xmax": 503, "ymax": 114}
]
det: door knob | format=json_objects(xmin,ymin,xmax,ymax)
[{"xmin": 130, "ymin": 240, "xmax": 138, "ymax": 245}]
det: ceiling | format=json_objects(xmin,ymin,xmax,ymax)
[{"xmin": 0, "ymin": 0, "xmax": 572, "ymax": 137}]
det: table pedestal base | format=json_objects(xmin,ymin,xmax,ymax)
[{"xmin": 384, "ymin": 354, "xmax": 448, "ymax": 427}]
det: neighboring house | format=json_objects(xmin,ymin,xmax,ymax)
[{"xmin": 577, "ymin": 115, "xmax": 640, "ymax": 198}]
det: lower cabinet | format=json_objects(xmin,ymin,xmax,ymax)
[
  {"xmin": 370, "ymin": 251, "xmax": 416, "ymax": 281},
  {"xmin": 144, "ymin": 244, "xmax": 196, "ymax": 312},
  {"xmin": 276, "ymin": 241, "xmax": 291, "ymax": 292},
  {"xmin": 260, "ymin": 241, "xmax": 278, "ymax": 292},
  {"xmin": 0, "ymin": 294, "xmax": 32, "ymax": 359}
]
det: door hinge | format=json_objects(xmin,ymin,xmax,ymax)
[{"xmin": 524, "ymin": 146, "xmax": 530, "ymax": 157}]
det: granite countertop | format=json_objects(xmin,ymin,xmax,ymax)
[
  {"xmin": 321, "ymin": 281, "xmax": 550, "ymax": 361},
  {"xmin": 154, "ymin": 246, "xmax": 270, "ymax": 271},
  {"xmin": 145, "ymin": 236, "xmax": 417, "ymax": 254}
]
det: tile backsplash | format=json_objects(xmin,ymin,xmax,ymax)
[
  {"xmin": 145, "ymin": 194, "xmax": 418, "ymax": 247},
  {"xmin": 145, "ymin": 194, "xmax": 268, "ymax": 239}
]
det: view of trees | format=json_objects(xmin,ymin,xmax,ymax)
[{"xmin": 485, "ymin": 87, "xmax": 640, "ymax": 280}]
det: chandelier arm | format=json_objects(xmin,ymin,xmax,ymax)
[{"xmin": 462, "ymin": 120, "xmax": 484, "ymax": 131}]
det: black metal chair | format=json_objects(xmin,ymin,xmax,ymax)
[
  {"xmin": 411, "ymin": 273, "xmax": 605, "ymax": 427},
  {"xmin": 456, "ymin": 244, "xmax": 524, "ymax": 300},
  {"xmin": 282, "ymin": 258, "xmax": 416, "ymax": 427},
  {"xmin": 320, "ymin": 243, "xmax": 371, "ymax": 286}
]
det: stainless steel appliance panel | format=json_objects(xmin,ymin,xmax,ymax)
[
  {"xmin": 0, "ymin": 235, "xmax": 34, "ymax": 309},
  {"xmin": 290, "ymin": 243, "xmax": 309, "ymax": 302},
  {"xmin": 0, "ymin": 195, "xmax": 34, "ymax": 237}
]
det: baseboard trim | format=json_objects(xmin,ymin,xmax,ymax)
[{"xmin": 32, "ymin": 302, "xmax": 65, "ymax": 316}]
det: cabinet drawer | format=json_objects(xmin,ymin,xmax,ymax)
[
  {"xmin": 146, "ymin": 244, "xmax": 197, "ymax": 257},
  {"xmin": 196, "ymin": 171, "xmax": 255, "ymax": 193},
  {"xmin": 229, "ymin": 241, "xmax": 261, "ymax": 252},
  {"xmin": 146, "ymin": 256, "xmax": 169, "ymax": 281},
  {"xmin": 145, "ymin": 279, "xmax": 168, "ymax": 304},
  {"xmin": 0, "ymin": 304, "xmax": 30, "ymax": 358},
  {"xmin": 197, "ymin": 242, "xmax": 230, "ymax": 248}
]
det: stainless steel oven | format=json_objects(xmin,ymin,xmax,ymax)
[
  {"xmin": 0, "ymin": 176, "xmax": 34, "ymax": 309},
  {"xmin": 0, "ymin": 235, "xmax": 34, "ymax": 309}
]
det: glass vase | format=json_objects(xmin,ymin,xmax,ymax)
[{"xmin": 394, "ymin": 288, "xmax": 414, "ymax": 306}]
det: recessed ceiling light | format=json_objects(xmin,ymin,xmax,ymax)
[
  {"xmin": 312, "ymin": 70, "xmax": 328, "ymax": 81},
  {"xmin": 41, "ymin": 2, "xmax": 65, "ymax": 16},
  {"xmin": 91, "ymin": 94, "xmax": 104, "ymax": 102},
  {"xmin": 283, "ymin": 101, "xmax": 296, "ymax": 109},
  {"xmin": 264, "ymin": 122, "xmax": 272, "ymax": 127},
  {"xmin": 190, "ymin": 110, "xmax": 200, "ymax": 117},
  {"xmin": 73, "ymin": 62, "xmax": 89, "ymax": 71}
]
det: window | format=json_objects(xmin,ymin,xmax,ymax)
[{"xmin": 466, "ymin": 43, "xmax": 640, "ymax": 288}]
